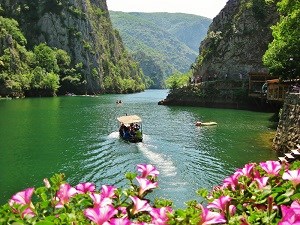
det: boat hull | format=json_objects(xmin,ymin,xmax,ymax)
[
  {"xmin": 119, "ymin": 133, "xmax": 142, "ymax": 143},
  {"xmin": 195, "ymin": 121, "xmax": 217, "ymax": 126}
]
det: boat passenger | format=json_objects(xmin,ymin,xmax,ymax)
[
  {"xmin": 195, "ymin": 121, "xmax": 202, "ymax": 126},
  {"xmin": 119, "ymin": 123, "xmax": 126, "ymax": 136},
  {"xmin": 123, "ymin": 126, "xmax": 132, "ymax": 140},
  {"xmin": 130, "ymin": 127, "xmax": 136, "ymax": 136}
]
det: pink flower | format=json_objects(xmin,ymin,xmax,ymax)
[
  {"xmin": 90, "ymin": 193, "xmax": 113, "ymax": 207},
  {"xmin": 137, "ymin": 164, "xmax": 159, "ymax": 178},
  {"xmin": 55, "ymin": 183, "xmax": 77, "ymax": 208},
  {"xmin": 9, "ymin": 188, "xmax": 35, "ymax": 218},
  {"xmin": 10, "ymin": 187, "xmax": 34, "ymax": 205},
  {"xmin": 291, "ymin": 201, "xmax": 300, "ymax": 214},
  {"xmin": 150, "ymin": 207, "xmax": 172, "ymax": 225},
  {"xmin": 259, "ymin": 161, "xmax": 282, "ymax": 176},
  {"xmin": 207, "ymin": 196, "xmax": 231, "ymax": 212},
  {"xmin": 21, "ymin": 207, "xmax": 35, "ymax": 219},
  {"xmin": 279, "ymin": 200, "xmax": 300, "ymax": 225},
  {"xmin": 110, "ymin": 218, "xmax": 131, "ymax": 225},
  {"xmin": 130, "ymin": 196, "xmax": 152, "ymax": 215},
  {"xmin": 222, "ymin": 173, "xmax": 239, "ymax": 190},
  {"xmin": 240, "ymin": 163, "xmax": 255, "ymax": 177},
  {"xmin": 84, "ymin": 205, "xmax": 117, "ymax": 225},
  {"xmin": 117, "ymin": 206, "xmax": 127, "ymax": 215},
  {"xmin": 282, "ymin": 169, "xmax": 300, "ymax": 187},
  {"xmin": 199, "ymin": 204, "xmax": 226, "ymax": 225},
  {"xmin": 101, "ymin": 185, "xmax": 117, "ymax": 198},
  {"xmin": 229, "ymin": 205, "xmax": 236, "ymax": 217},
  {"xmin": 254, "ymin": 177, "xmax": 269, "ymax": 189},
  {"xmin": 76, "ymin": 182, "xmax": 96, "ymax": 194},
  {"xmin": 136, "ymin": 177, "xmax": 158, "ymax": 196}
]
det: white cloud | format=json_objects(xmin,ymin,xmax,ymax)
[{"xmin": 106, "ymin": 0, "xmax": 228, "ymax": 19}]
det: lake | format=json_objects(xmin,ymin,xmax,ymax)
[{"xmin": 0, "ymin": 89, "xmax": 277, "ymax": 207}]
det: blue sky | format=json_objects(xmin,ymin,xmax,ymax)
[{"xmin": 106, "ymin": 0, "xmax": 228, "ymax": 19}]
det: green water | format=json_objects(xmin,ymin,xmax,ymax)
[{"xmin": 0, "ymin": 90, "xmax": 277, "ymax": 207}]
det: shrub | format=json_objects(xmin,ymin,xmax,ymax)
[{"xmin": 0, "ymin": 161, "xmax": 299, "ymax": 224}]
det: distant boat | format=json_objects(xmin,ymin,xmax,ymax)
[
  {"xmin": 117, "ymin": 115, "xmax": 143, "ymax": 143},
  {"xmin": 195, "ymin": 121, "xmax": 217, "ymax": 126}
]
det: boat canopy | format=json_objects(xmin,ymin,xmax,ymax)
[{"xmin": 117, "ymin": 115, "xmax": 142, "ymax": 125}]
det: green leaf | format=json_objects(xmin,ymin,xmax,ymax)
[
  {"xmin": 291, "ymin": 193, "xmax": 300, "ymax": 201},
  {"xmin": 196, "ymin": 188, "xmax": 208, "ymax": 198},
  {"xmin": 35, "ymin": 221, "xmax": 55, "ymax": 225}
]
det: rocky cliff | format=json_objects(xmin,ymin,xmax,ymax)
[
  {"xmin": 193, "ymin": 0, "xmax": 279, "ymax": 80},
  {"xmin": 0, "ymin": 0, "xmax": 145, "ymax": 94}
]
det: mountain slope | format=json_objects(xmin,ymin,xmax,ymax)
[{"xmin": 109, "ymin": 11, "xmax": 211, "ymax": 88}]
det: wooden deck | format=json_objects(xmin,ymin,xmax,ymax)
[{"xmin": 248, "ymin": 73, "xmax": 298, "ymax": 103}]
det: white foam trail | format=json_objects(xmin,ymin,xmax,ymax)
[
  {"xmin": 137, "ymin": 143, "xmax": 177, "ymax": 177},
  {"xmin": 107, "ymin": 131, "xmax": 119, "ymax": 139}
]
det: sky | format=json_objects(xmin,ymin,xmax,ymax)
[{"xmin": 106, "ymin": 0, "xmax": 228, "ymax": 19}]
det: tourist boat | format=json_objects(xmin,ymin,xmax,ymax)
[
  {"xmin": 117, "ymin": 115, "xmax": 143, "ymax": 143},
  {"xmin": 195, "ymin": 121, "xmax": 217, "ymax": 126}
]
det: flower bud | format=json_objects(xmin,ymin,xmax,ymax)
[{"xmin": 43, "ymin": 178, "xmax": 51, "ymax": 188}]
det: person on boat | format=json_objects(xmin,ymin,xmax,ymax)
[
  {"xmin": 130, "ymin": 127, "xmax": 136, "ymax": 136},
  {"xmin": 123, "ymin": 126, "xmax": 132, "ymax": 140},
  {"xmin": 119, "ymin": 123, "xmax": 126, "ymax": 136},
  {"xmin": 195, "ymin": 121, "xmax": 202, "ymax": 126},
  {"xmin": 134, "ymin": 123, "xmax": 140, "ymax": 130}
]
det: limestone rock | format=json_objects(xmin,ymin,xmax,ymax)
[{"xmin": 194, "ymin": 0, "xmax": 279, "ymax": 80}]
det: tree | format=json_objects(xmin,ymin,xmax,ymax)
[
  {"xmin": 263, "ymin": 0, "xmax": 300, "ymax": 79},
  {"xmin": 165, "ymin": 71, "xmax": 192, "ymax": 89},
  {"xmin": 33, "ymin": 43, "xmax": 59, "ymax": 73}
]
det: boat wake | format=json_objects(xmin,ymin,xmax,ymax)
[
  {"xmin": 137, "ymin": 142, "xmax": 177, "ymax": 177},
  {"xmin": 107, "ymin": 131, "xmax": 119, "ymax": 139}
]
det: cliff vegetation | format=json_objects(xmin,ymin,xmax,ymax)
[{"xmin": 0, "ymin": 0, "xmax": 147, "ymax": 97}]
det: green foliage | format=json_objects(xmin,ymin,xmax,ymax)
[
  {"xmin": 0, "ymin": 18, "xmax": 78, "ymax": 97},
  {"xmin": 55, "ymin": 49, "xmax": 71, "ymax": 69},
  {"xmin": 33, "ymin": 43, "xmax": 59, "ymax": 73},
  {"xmin": 68, "ymin": 5, "xmax": 85, "ymax": 19},
  {"xmin": 263, "ymin": 0, "xmax": 300, "ymax": 79},
  {"xmin": 0, "ymin": 16, "xmax": 27, "ymax": 46},
  {"xmin": 168, "ymin": 79, "xmax": 249, "ymax": 104},
  {"xmin": 165, "ymin": 71, "xmax": 192, "ymax": 89}
]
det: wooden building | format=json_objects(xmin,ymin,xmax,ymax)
[
  {"xmin": 248, "ymin": 72, "xmax": 275, "ymax": 98},
  {"xmin": 248, "ymin": 72, "xmax": 299, "ymax": 102}
]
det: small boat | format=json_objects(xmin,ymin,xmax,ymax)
[
  {"xmin": 195, "ymin": 121, "xmax": 217, "ymax": 126},
  {"xmin": 117, "ymin": 115, "xmax": 143, "ymax": 143}
]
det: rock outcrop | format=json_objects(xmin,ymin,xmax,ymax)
[{"xmin": 193, "ymin": 0, "xmax": 279, "ymax": 80}]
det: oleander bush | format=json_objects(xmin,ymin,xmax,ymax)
[{"xmin": 0, "ymin": 160, "xmax": 299, "ymax": 224}]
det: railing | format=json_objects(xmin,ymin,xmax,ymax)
[{"xmin": 278, "ymin": 144, "xmax": 300, "ymax": 163}]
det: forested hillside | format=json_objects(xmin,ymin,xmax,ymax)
[
  {"xmin": 0, "ymin": 0, "xmax": 147, "ymax": 97},
  {"xmin": 109, "ymin": 11, "xmax": 211, "ymax": 88}
]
